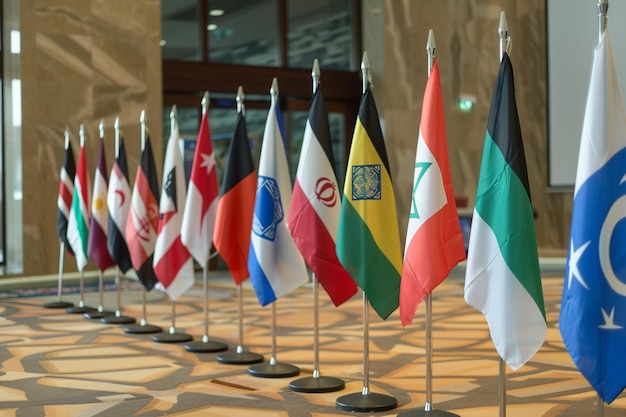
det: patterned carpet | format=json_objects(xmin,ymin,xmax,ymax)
[{"xmin": 0, "ymin": 273, "xmax": 625, "ymax": 416}]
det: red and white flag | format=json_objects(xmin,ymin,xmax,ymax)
[
  {"xmin": 153, "ymin": 120, "xmax": 195, "ymax": 300},
  {"xmin": 400, "ymin": 59, "xmax": 466, "ymax": 326},
  {"xmin": 288, "ymin": 84, "xmax": 357, "ymax": 306},
  {"xmin": 181, "ymin": 111, "xmax": 219, "ymax": 266},
  {"xmin": 125, "ymin": 137, "xmax": 160, "ymax": 291}
]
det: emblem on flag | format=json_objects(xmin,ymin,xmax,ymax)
[
  {"xmin": 352, "ymin": 164, "xmax": 381, "ymax": 200},
  {"xmin": 252, "ymin": 176, "xmax": 284, "ymax": 241},
  {"xmin": 314, "ymin": 177, "xmax": 337, "ymax": 208}
]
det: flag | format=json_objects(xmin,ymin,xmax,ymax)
[
  {"xmin": 57, "ymin": 139, "xmax": 76, "ymax": 255},
  {"xmin": 107, "ymin": 137, "xmax": 133, "ymax": 273},
  {"xmin": 560, "ymin": 31, "xmax": 626, "ymax": 404},
  {"xmin": 181, "ymin": 111, "xmax": 219, "ymax": 266},
  {"xmin": 400, "ymin": 59, "xmax": 466, "ymax": 326},
  {"xmin": 126, "ymin": 137, "xmax": 160, "ymax": 291},
  {"xmin": 336, "ymin": 87, "xmax": 403, "ymax": 320},
  {"xmin": 88, "ymin": 137, "xmax": 115, "ymax": 271},
  {"xmin": 66, "ymin": 141, "xmax": 91, "ymax": 271},
  {"xmin": 153, "ymin": 121, "xmax": 195, "ymax": 300},
  {"xmin": 464, "ymin": 53, "xmax": 546, "ymax": 371},
  {"xmin": 213, "ymin": 111, "xmax": 257, "ymax": 286},
  {"xmin": 288, "ymin": 84, "xmax": 357, "ymax": 307},
  {"xmin": 248, "ymin": 86, "xmax": 308, "ymax": 306}
]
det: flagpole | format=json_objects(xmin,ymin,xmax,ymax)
[
  {"xmin": 398, "ymin": 29, "xmax": 460, "ymax": 417},
  {"xmin": 153, "ymin": 105, "xmax": 193, "ymax": 344},
  {"xmin": 217, "ymin": 86, "xmax": 264, "ymax": 365},
  {"xmin": 290, "ymin": 59, "xmax": 345, "ymax": 393},
  {"xmin": 336, "ymin": 52, "xmax": 397, "ymax": 413},
  {"xmin": 595, "ymin": 5, "xmax": 607, "ymax": 417},
  {"xmin": 248, "ymin": 78, "xmax": 300, "ymax": 379},
  {"xmin": 498, "ymin": 13, "xmax": 508, "ymax": 417},
  {"xmin": 102, "ymin": 117, "xmax": 136, "ymax": 325},
  {"xmin": 124, "ymin": 110, "xmax": 162, "ymax": 335},
  {"xmin": 85, "ymin": 120, "xmax": 115, "ymax": 320},
  {"xmin": 67, "ymin": 123, "xmax": 95, "ymax": 314},
  {"xmin": 45, "ymin": 128, "xmax": 74, "ymax": 309}
]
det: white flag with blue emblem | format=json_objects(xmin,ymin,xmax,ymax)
[
  {"xmin": 248, "ymin": 79, "xmax": 308, "ymax": 306},
  {"xmin": 560, "ymin": 30, "xmax": 626, "ymax": 404}
]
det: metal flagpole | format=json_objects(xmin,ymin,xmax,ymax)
[
  {"xmin": 185, "ymin": 92, "xmax": 228, "ymax": 353},
  {"xmin": 124, "ymin": 110, "xmax": 162, "ymax": 334},
  {"xmin": 85, "ymin": 120, "xmax": 115, "ymax": 320},
  {"xmin": 596, "ymin": 1, "xmax": 608, "ymax": 416},
  {"xmin": 336, "ymin": 52, "xmax": 397, "ymax": 413},
  {"xmin": 217, "ymin": 86, "xmax": 264, "ymax": 365},
  {"xmin": 45, "ymin": 129, "xmax": 74, "ymax": 309},
  {"xmin": 102, "ymin": 117, "xmax": 136, "ymax": 325},
  {"xmin": 290, "ymin": 60, "xmax": 345, "ymax": 393},
  {"xmin": 153, "ymin": 106, "xmax": 192, "ymax": 344},
  {"xmin": 67, "ymin": 124, "xmax": 95, "ymax": 314},
  {"xmin": 248, "ymin": 79, "xmax": 300, "ymax": 378}
]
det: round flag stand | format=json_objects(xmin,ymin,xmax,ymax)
[
  {"xmin": 217, "ymin": 284, "xmax": 263, "ymax": 364},
  {"xmin": 248, "ymin": 303, "xmax": 299, "ymax": 378},
  {"xmin": 153, "ymin": 301, "xmax": 192, "ymax": 343},
  {"xmin": 124, "ymin": 288, "xmax": 162, "ymax": 334},
  {"xmin": 398, "ymin": 411, "xmax": 459, "ymax": 417},
  {"xmin": 83, "ymin": 271, "xmax": 114, "ymax": 319},
  {"xmin": 45, "ymin": 243, "xmax": 73, "ymax": 309},
  {"xmin": 44, "ymin": 301, "xmax": 73, "ymax": 309},
  {"xmin": 101, "ymin": 271, "xmax": 135, "ymax": 324},
  {"xmin": 66, "ymin": 271, "xmax": 95, "ymax": 314}
]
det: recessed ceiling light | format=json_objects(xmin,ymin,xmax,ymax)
[
  {"xmin": 207, "ymin": 24, "xmax": 218, "ymax": 31},
  {"xmin": 209, "ymin": 9, "xmax": 224, "ymax": 16}
]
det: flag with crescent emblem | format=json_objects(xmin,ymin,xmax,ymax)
[
  {"xmin": 288, "ymin": 84, "xmax": 357, "ymax": 306},
  {"xmin": 248, "ymin": 84, "xmax": 308, "ymax": 306},
  {"xmin": 464, "ymin": 52, "xmax": 546, "ymax": 371},
  {"xmin": 400, "ymin": 59, "xmax": 466, "ymax": 326},
  {"xmin": 107, "ymin": 137, "xmax": 133, "ymax": 274},
  {"xmin": 88, "ymin": 136, "xmax": 115, "ymax": 271},
  {"xmin": 336, "ymin": 87, "xmax": 403, "ymax": 320},
  {"xmin": 67, "ymin": 140, "xmax": 91, "ymax": 271},
  {"xmin": 560, "ymin": 30, "xmax": 626, "ymax": 404},
  {"xmin": 57, "ymin": 139, "xmax": 76, "ymax": 255},
  {"xmin": 153, "ymin": 120, "xmax": 195, "ymax": 301},
  {"xmin": 126, "ymin": 137, "xmax": 160, "ymax": 290}
]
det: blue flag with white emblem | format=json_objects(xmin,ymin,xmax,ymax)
[
  {"xmin": 248, "ymin": 79, "xmax": 308, "ymax": 306},
  {"xmin": 560, "ymin": 31, "xmax": 626, "ymax": 404}
]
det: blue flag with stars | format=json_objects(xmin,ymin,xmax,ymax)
[{"xmin": 560, "ymin": 31, "xmax": 626, "ymax": 404}]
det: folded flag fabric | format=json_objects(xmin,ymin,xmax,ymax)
[
  {"xmin": 107, "ymin": 137, "xmax": 133, "ymax": 274},
  {"xmin": 67, "ymin": 141, "xmax": 91, "ymax": 271},
  {"xmin": 57, "ymin": 139, "xmax": 76, "ymax": 255}
]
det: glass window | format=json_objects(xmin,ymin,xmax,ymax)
[
  {"xmin": 287, "ymin": 0, "xmax": 355, "ymax": 70},
  {"xmin": 161, "ymin": 0, "xmax": 202, "ymax": 61},
  {"xmin": 208, "ymin": 0, "xmax": 279, "ymax": 66}
]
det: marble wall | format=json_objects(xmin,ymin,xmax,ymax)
[
  {"xmin": 383, "ymin": 0, "xmax": 572, "ymax": 252},
  {"xmin": 19, "ymin": 0, "xmax": 163, "ymax": 276}
]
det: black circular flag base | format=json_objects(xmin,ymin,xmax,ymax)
[
  {"xmin": 44, "ymin": 301, "xmax": 74, "ymax": 309},
  {"xmin": 66, "ymin": 305, "xmax": 95, "ymax": 314},
  {"xmin": 152, "ymin": 332, "xmax": 193, "ymax": 343},
  {"xmin": 101, "ymin": 315, "xmax": 136, "ymax": 325},
  {"xmin": 336, "ymin": 392, "xmax": 398, "ymax": 413},
  {"xmin": 248, "ymin": 362, "xmax": 299, "ymax": 378},
  {"xmin": 217, "ymin": 350, "xmax": 264, "ymax": 365},
  {"xmin": 289, "ymin": 375, "xmax": 345, "ymax": 393},
  {"xmin": 184, "ymin": 340, "xmax": 229, "ymax": 353},
  {"xmin": 83, "ymin": 310, "xmax": 115, "ymax": 320},
  {"xmin": 397, "ymin": 409, "xmax": 460, "ymax": 417},
  {"xmin": 124, "ymin": 323, "xmax": 162, "ymax": 334}
]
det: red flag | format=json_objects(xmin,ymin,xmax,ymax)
[
  {"xmin": 288, "ymin": 85, "xmax": 357, "ymax": 306},
  {"xmin": 57, "ymin": 139, "xmax": 76, "ymax": 255},
  {"xmin": 88, "ymin": 137, "xmax": 115, "ymax": 271},
  {"xmin": 125, "ymin": 137, "xmax": 160, "ymax": 290},
  {"xmin": 400, "ymin": 59, "xmax": 466, "ymax": 326},
  {"xmin": 181, "ymin": 111, "xmax": 219, "ymax": 266},
  {"xmin": 153, "ymin": 122, "xmax": 195, "ymax": 300},
  {"xmin": 213, "ymin": 112, "xmax": 256, "ymax": 286}
]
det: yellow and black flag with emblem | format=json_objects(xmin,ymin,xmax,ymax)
[{"xmin": 336, "ymin": 87, "xmax": 402, "ymax": 320}]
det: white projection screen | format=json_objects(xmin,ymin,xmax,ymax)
[{"xmin": 547, "ymin": 0, "xmax": 626, "ymax": 188}]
